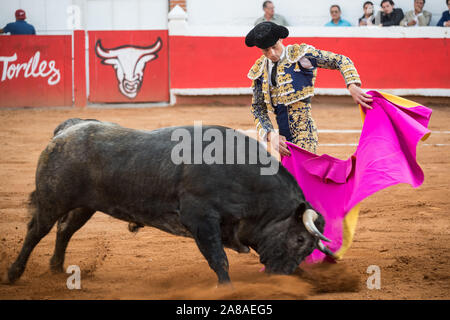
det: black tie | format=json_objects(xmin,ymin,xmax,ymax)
[{"xmin": 271, "ymin": 61, "xmax": 278, "ymax": 86}]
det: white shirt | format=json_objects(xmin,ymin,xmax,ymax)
[
  {"xmin": 267, "ymin": 45, "xmax": 286, "ymax": 86},
  {"xmin": 412, "ymin": 12, "xmax": 423, "ymax": 27},
  {"xmin": 404, "ymin": 11, "xmax": 423, "ymax": 27}
]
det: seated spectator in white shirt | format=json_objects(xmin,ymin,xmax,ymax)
[{"xmin": 400, "ymin": 0, "xmax": 432, "ymax": 26}]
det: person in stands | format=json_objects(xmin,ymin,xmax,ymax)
[{"xmin": 0, "ymin": 9, "xmax": 36, "ymax": 35}]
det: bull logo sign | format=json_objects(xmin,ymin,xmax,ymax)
[{"xmin": 95, "ymin": 38, "xmax": 162, "ymax": 99}]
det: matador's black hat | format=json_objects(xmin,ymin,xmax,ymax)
[{"xmin": 245, "ymin": 22, "xmax": 289, "ymax": 49}]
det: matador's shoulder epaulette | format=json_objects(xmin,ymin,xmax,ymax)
[
  {"xmin": 247, "ymin": 55, "xmax": 267, "ymax": 80},
  {"xmin": 286, "ymin": 43, "xmax": 315, "ymax": 63}
]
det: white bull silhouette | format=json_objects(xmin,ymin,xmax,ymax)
[{"xmin": 95, "ymin": 38, "xmax": 162, "ymax": 99}]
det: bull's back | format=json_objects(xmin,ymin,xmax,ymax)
[
  {"xmin": 39, "ymin": 122, "xmax": 181, "ymax": 196},
  {"xmin": 37, "ymin": 120, "xmax": 303, "ymax": 219}
]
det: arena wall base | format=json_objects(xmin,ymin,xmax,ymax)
[{"xmin": 169, "ymin": 88, "xmax": 450, "ymax": 106}]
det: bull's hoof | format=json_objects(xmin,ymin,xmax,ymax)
[
  {"xmin": 50, "ymin": 257, "xmax": 64, "ymax": 273},
  {"xmin": 0, "ymin": 271, "xmax": 10, "ymax": 284},
  {"xmin": 5, "ymin": 264, "xmax": 26, "ymax": 285},
  {"xmin": 2, "ymin": 269, "xmax": 19, "ymax": 285},
  {"xmin": 216, "ymin": 281, "xmax": 233, "ymax": 290},
  {"xmin": 128, "ymin": 222, "xmax": 144, "ymax": 233},
  {"xmin": 50, "ymin": 265, "xmax": 64, "ymax": 274}
]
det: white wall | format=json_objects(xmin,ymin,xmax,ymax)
[
  {"xmin": 187, "ymin": 0, "xmax": 448, "ymax": 27},
  {"xmin": 0, "ymin": 0, "xmax": 168, "ymax": 34},
  {"xmin": 85, "ymin": 0, "xmax": 168, "ymax": 30},
  {"xmin": 1, "ymin": 0, "xmax": 447, "ymax": 33}
]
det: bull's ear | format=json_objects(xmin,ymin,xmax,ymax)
[
  {"xmin": 102, "ymin": 58, "xmax": 118, "ymax": 66},
  {"xmin": 296, "ymin": 203, "xmax": 307, "ymax": 219}
]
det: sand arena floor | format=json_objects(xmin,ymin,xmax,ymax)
[{"xmin": 0, "ymin": 96, "xmax": 448, "ymax": 299}]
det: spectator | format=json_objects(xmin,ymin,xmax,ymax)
[
  {"xmin": 0, "ymin": 9, "xmax": 36, "ymax": 35},
  {"xmin": 359, "ymin": 1, "xmax": 376, "ymax": 26},
  {"xmin": 254, "ymin": 1, "xmax": 288, "ymax": 26},
  {"xmin": 375, "ymin": 0, "xmax": 404, "ymax": 26},
  {"xmin": 437, "ymin": 0, "xmax": 450, "ymax": 26},
  {"xmin": 400, "ymin": 0, "xmax": 431, "ymax": 26},
  {"xmin": 325, "ymin": 5, "xmax": 352, "ymax": 26}
]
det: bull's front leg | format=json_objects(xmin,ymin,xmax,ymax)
[
  {"xmin": 180, "ymin": 203, "xmax": 231, "ymax": 284},
  {"xmin": 195, "ymin": 218, "xmax": 231, "ymax": 284}
]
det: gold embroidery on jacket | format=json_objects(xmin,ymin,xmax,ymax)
[
  {"xmin": 278, "ymin": 73, "xmax": 293, "ymax": 85},
  {"xmin": 248, "ymin": 43, "xmax": 362, "ymax": 153},
  {"xmin": 248, "ymin": 55, "xmax": 266, "ymax": 80},
  {"xmin": 288, "ymin": 101, "xmax": 318, "ymax": 153}
]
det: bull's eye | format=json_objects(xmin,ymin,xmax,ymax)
[{"xmin": 297, "ymin": 235, "xmax": 305, "ymax": 243}]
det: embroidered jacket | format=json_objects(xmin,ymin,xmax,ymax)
[{"xmin": 249, "ymin": 43, "xmax": 361, "ymax": 142}]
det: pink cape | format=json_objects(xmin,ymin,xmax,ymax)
[{"xmin": 281, "ymin": 91, "xmax": 432, "ymax": 263}]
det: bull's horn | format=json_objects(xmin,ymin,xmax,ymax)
[
  {"xmin": 141, "ymin": 38, "xmax": 162, "ymax": 55},
  {"xmin": 95, "ymin": 40, "xmax": 115, "ymax": 58},
  {"xmin": 317, "ymin": 241, "xmax": 338, "ymax": 259},
  {"xmin": 302, "ymin": 209, "xmax": 331, "ymax": 242}
]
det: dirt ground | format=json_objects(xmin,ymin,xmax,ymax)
[{"xmin": 0, "ymin": 96, "xmax": 449, "ymax": 300}]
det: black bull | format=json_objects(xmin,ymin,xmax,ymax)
[{"xmin": 4, "ymin": 119, "xmax": 333, "ymax": 285}]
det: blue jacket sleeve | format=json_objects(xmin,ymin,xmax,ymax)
[
  {"xmin": 437, "ymin": 11, "xmax": 448, "ymax": 26},
  {"xmin": 3, "ymin": 23, "xmax": 12, "ymax": 34},
  {"xmin": 304, "ymin": 46, "xmax": 362, "ymax": 87}
]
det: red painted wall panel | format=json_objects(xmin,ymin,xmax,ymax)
[
  {"xmin": 1, "ymin": 34, "xmax": 447, "ymax": 108},
  {"xmin": 88, "ymin": 30, "xmax": 169, "ymax": 103},
  {"xmin": 169, "ymin": 36, "xmax": 450, "ymax": 90},
  {"xmin": 0, "ymin": 35, "xmax": 72, "ymax": 108}
]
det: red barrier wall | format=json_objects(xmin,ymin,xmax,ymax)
[
  {"xmin": 88, "ymin": 30, "xmax": 169, "ymax": 103},
  {"xmin": 0, "ymin": 35, "xmax": 72, "ymax": 108},
  {"xmin": 169, "ymin": 36, "xmax": 450, "ymax": 90},
  {"xmin": 0, "ymin": 33, "xmax": 447, "ymax": 108}
]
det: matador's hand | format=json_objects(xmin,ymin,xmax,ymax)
[
  {"xmin": 348, "ymin": 83, "xmax": 373, "ymax": 109},
  {"xmin": 268, "ymin": 131, "xmax": 291, "ymax": 157}
]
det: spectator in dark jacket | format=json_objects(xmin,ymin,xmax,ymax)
[
  {"xmin": 375, "ymin": 0, "xmax": 404, "ymax": 26},
  {"xmin": 0, "ymin": 9, "xmax": 36, "ymax": 35},
  {"xmin": 437, "ymin": 0, "xmax": 450, "ymax": 26}
]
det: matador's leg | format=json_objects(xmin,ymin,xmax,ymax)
[{"xmin": 288, "ymin": 102, "xmax": 318, "ymax": 154}]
